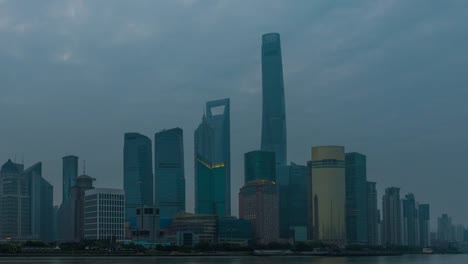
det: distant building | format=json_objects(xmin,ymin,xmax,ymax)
[
  {"xmin": 382, "ymin": 187, "xmax": 402, "ymax": 245},
  {"xmin": 261, "ymin": 32, "xmax": 287, "ymax": 166},
  {"xmin": 0, "ymin": 160, "xmax": 53, "ymax": 241},
  {"xmin": 124, "ymin": 133, "xmax": 154, "ymax": 223},
  {"xmin": 418, "ymin": 204, "xmax": 430, "ymax": 247},
  {"xmin": 62, "ymin": 155, "xmax": 78, "ymax": 203},
  {"xmin": 239, "ymin": 179, "xmax": 279, "ymax": 244},
  {"xmin": 132, "ymin": 206, "xmax": 160, "ymax": 242},
  {"xmin": 194, "ymin": 98, "xmax": 231, "ymax": 216},
  {"xmin": 437, "ymin": 214, "xmax": 453, "ymax": 242},
  {"xmin": 84, "ymin": 188, "xmax": 125, "ymax": 240},
  {"xmin": 277, "ymin": 162, "xmax": 308, "ymax": 241},
  {"xmin": 310, "ymin": 146, "xmax": 346, "ymax": 244},
  {"xmin": 164, "ymin": 213, "xmax": 218, "ymax": 246},
  {"xmin": 455, "ymin": 225, "xmax": 465, "ymax": 243},
  {"xmin": 402, "ymin": 193, "xmax": 419, "ymax": 246},
  {"xmin": 345, "ymin": 152, "xmax": 368, "ymax": 244},
  {"xmin": 218, "ymin": 217, "xmax": 252, "ymax": 245},
  {"xmin": 154, "ymin": 128, "xmax": 185, "ymax": 218},
  {"xmin": 244, "ymin": 150, "xmax": 276, "ymax": 183},
  {"xmin": 367, "ymin": 181, "xmax": 378, "ymax": 245},
  {"xmin": 57, "ymin": 174, "xmax": 95, "ymax": 241}
]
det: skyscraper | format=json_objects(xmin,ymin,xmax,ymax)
[
  {"xmin": 261, "ymin": 33, "xmax": 287, "ymax": 166},
  {"xmin": 345, "ymin": 152, "xmax": 368, "ymax": 244},
  {"xmin": 402, "ymin": 193, "xmax": 418, "ymax": 246},
  {"xmin": 124, "ymin": 133, "xmax": 154, "ymax": 222},
  {"xmin": 239, "ymin": 179, "xmax": 279, "ymax": 244},
  {"xmin": 194, "ymin": 98, "xmax": 230, "ymax": 216},
  {"xmin": 367, "ymin": 181, "xmax": 378, "ymax": 245},
  {"xmin": 310, "ymin": 146, "xmax": 346, "ymax": 244},
  {"xmin": 382, "ymin": 187, "xmax": 402, "ymax": 245},
  {"xmin": 62, "ymin": 155, "xmax": 78, "ymax": 203},
  {"xmin": 154, "ymin": 128, "xmax": 185, "ymax": 218},
  {"xmin": 244, "ymin": 150, "xmax": 276, "ymax": 183},
  {"xmin": 419, "ymin": 204, "xmax": 430, "ymax": 247},
  {"xmin": 437, "ymin": 214, "xmax": 453, "ymax": 242}
]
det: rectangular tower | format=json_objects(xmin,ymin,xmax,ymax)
[
  {"xmin": 367, "ymin": 181, "xmax": 378, "ymax": 245},
  {"xmin": 62, "ymin": 155, "xmax": 78, "ymax": 203},
  {"xmin": 154, "ymin": 128, "xmax": 185, "ymax": 217},
  {"xmin": 382, "ymin": 187, "xmax": 402, "ymax": 245},
  {"xmin": 261, "ymin": 33, "xmax": 287, "ymax": 165}
]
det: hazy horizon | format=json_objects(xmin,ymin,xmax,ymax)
[{"xmin": 1, "ymin": 0, "xmax": 467, "ymax": 229}]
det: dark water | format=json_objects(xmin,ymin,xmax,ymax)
[{"xmin": 0, "ymin": 255, "xmax": 466, "ymax": 264}]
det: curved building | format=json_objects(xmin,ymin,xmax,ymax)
[
  {"xmin": 261, "ymin": 33, "xmax": 287, "ymax": 165},
  {"xmin": 310, "ymin": 146, "xmax": 346, "ymax": 244}
]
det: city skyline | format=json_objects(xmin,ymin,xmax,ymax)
[{"xmin": 1, "ymin": 0, "xmax": 467, "ymax": 228}]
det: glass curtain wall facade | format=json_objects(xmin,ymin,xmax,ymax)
[
  {"xmin": 124, "ymin": 133, "xmax": 154, "ymax": 222},
  {"xmin": 62, "ymin": 155, "xmax": 78, "ymax": 203},
  {"xmin": 345, "ymin": 152, "xmax": 368, "ymax": 244},
  {"xmin": 244, "ymin": 150, "xmax": 276, "ymax": 183},
  {"xmin": 419, "ymin": 204, "xmax": 430, "ymax": 247},
  {"xmin": 154, "ymin": 128, "xmax": 185, "ymax": 217},
  {"xmin": 367, "ymin": 181, "xmax": 379, "ymax": 245},
  {"xmin": 261, "ymin": 33, "xmax": 287, "ymax": 166},
  {"xmin": 194, "ymin": 99, "xmax": 230, "ymax": 217},
  {"xmin": 382, "ymin": 187, "xmax": 402, "ymax": 245}
]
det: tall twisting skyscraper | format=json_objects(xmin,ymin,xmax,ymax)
[
  {"xmin": 124, "ymin": 133, "xmax": 154, "ymax": 222},
  {"xmin": 194, "ymin": 98, "xmax": 231, "ymax": 216},
  {"xmin": 261, "ymin": 33, "xmax": 287, "ymax": 165},
  {"xmin": 154, "ymin": 128, "xmax": 185, "ymax": 217}
]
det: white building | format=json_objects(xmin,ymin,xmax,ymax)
[{"xmin": 84, "ymin": 188, "xmax": 125, "ymax": 240}]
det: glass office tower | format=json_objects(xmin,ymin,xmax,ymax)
[
  {"xmin": 382, "ymin": 187, "xmax": 402, "ymax": 245},
  {"xmin": 154, "ymin": 128, "xmax": 185, "ymax": 217},
  {"xmin": 124, "ymin": 133, "xmax": 154, "ymax": 223},
  {"xmin": 194, "ymin": 98, "xmax": 231, "ymax": 216},
  {"xmin": 261, "ymin": 33, "xmax": 287, "ymax": 166},
  {"xmin": 62, "ymin": 155, "xmax": 78, "ymax": 203},
  {"xmin": 345, "ymin": 152, "xmax": 368, "ymax": 244},
  {"xmin": 244, "ymin": 150, "xmax": 276, "ymax": 183}
]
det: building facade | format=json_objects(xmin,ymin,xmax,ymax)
[
  {"xmin": 62, "ymin": 155, "xmax": 78, "ymax": 203},
  {"xmin": 310, "ymin": 146, "xmax": 346, "ymax": 244},
  {"xmin": 154, "ymin": 128, "xmax": 185, "ymax": 218},
  {"xmin": 261, "ymin": 32, "xmax": 287, "ymax": 166},
  {"xmin": 345, "ymin": 152, "xmax": 368, "ymax": 244},
  {"xmin": 194, "ymin": 98, "xmax": 231, "ymax": 216},
  {"xmin": 164, "ymin": 213, "xmax": 218, "ymax": 246},
  {"xmin": 124, "ymin": 133, "xmax": 154, "ymax": 222},
  {"xmin": 418, "ymin": 204, "xmax": 430, "ymax": 247},
  {"xmin": 402, "ymin": 193, "xmax": 419, "ymax": 246},
  {"xmin": 84, "ymin": 188, "xmax": 125, "ymax": 240},
  {"xmin": 382, "ymin": 187, "xmax": 402, "ymax": 245},
  {"xmin": 239, "ymin": 179, "xmax": 279, "ymax": 244},
  {"xmin": 437, "ymin": 214, "xmax": 453, "ymax": 242},
  {"xmin": 244, "ymin": 150, "xmax": 276, "ymax": 183},
  {"xmin": 218, "ymin": 217, "xmax": 252, "ymax": 245},
  {"xmin": 132, "ymin": 206, "xmax": 160, "ymax": 242},
  {"xmin": 367, "ymin": 181, "xmax": 379, "ymax": 245}
]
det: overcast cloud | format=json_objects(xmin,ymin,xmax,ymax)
[{"xmin": 1, "ymin": 0, "xmax": 467, "ymax": 228}]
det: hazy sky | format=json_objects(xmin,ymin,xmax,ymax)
[{"xmin": 1, "ymin": 0, "xmax": 467, "ymax": 228}]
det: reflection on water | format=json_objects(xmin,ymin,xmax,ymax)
[{"xmin": 0, "ymin": 255, "xmax": 467, "ymax": 264}]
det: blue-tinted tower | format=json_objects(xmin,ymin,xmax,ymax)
[
  {"xmin": 124, "ymin": 133, "xmax": 154, "ymax": 222},
  {"xmin": 194, "ymin": 98, "xmax": 231, "ymax": 216},
  {"xmin": 154, "ymin": 128, "xmax": 186, "ymax": 217},
  {"xmin": 62, "ymin": 155, "xmax": 78, "ymax": 203},
  {"xmin": 261, "ymin": 33, "xmax": 287, "ymax": 165}
]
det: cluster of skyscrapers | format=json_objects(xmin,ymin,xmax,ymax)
[{"xmin": 0, "ymin": 33, "xmax": 438, "ymax": 247}]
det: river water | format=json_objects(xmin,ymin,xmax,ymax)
[{"xmin": 0, "ymin": 255, "xmax": 466, "ymax": 263}]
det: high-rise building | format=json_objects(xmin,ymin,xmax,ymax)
[
  {"xmin": 310, "ymin": 146, "xmax": 346, "ymax": 244},
  {"xmin": 277, "ymin": 162, "xmax": 308, "ymax": 241},
  {"xmin": 261, "ymin": 33, "xmax": 287, "ymax": 166},
  {"xmin": 84, "ymin": 188, "xmax": 125, "ymax": 240},
  {"xmin": 62, "ymin": 155, "xmax": 78, "ymax": 203},
  {"xmin": 57, "ymin": 174, "xmax": 95, "ymax": 241},
  {"xmin": 418, "ymin": 204, "xmax": 430, "ymax": 247},
  {"xmin": 382, "ymin": 187, "xmax": 402, "ymax": 245},
  {"xmin": 194, "ymin": 98, "xmax": 231, "ymax": 216},
  {"xmin": 124, "ymin": 133, "xmax": 154, "ymax": 222},
  {"xmin": 239, "ymin": 179, "xmax": 279, "ymax": 244},
  {"xmin": 437, "ymin": 214, "xmax": 453, "ymax": 242},
  {"xmin": 154, "ymin": 128, "xmax": 185, "ymax": 218},
  {"xmin": 244, "ymin": 150, "xmax": 276, "ymax": 183},
  {"xmin": 0, "ymin": 160, "xmax": 53, "ymax": 241},
  {"xmin": 402, "ymin": 193, "xmax": 419, "ymax": 246},
  {"xmin": 367, "ymin": 181, "xmax": 378, "ymax": 245},
  {"xmin": 27, "ymin": 162, "xmax": 54, "ymax": 242},
  {"xmin": 345, "ymin": 152, "xmax": 368, "ymax": 244}
]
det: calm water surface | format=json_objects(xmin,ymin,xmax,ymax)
[{"xmin": 0, "ymin": 255, "xmax": 466, "ymax": 264}]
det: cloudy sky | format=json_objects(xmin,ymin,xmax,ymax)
[{"xmin": 1, "ymin": 0, "xmax": 467, "ymax": 228}]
